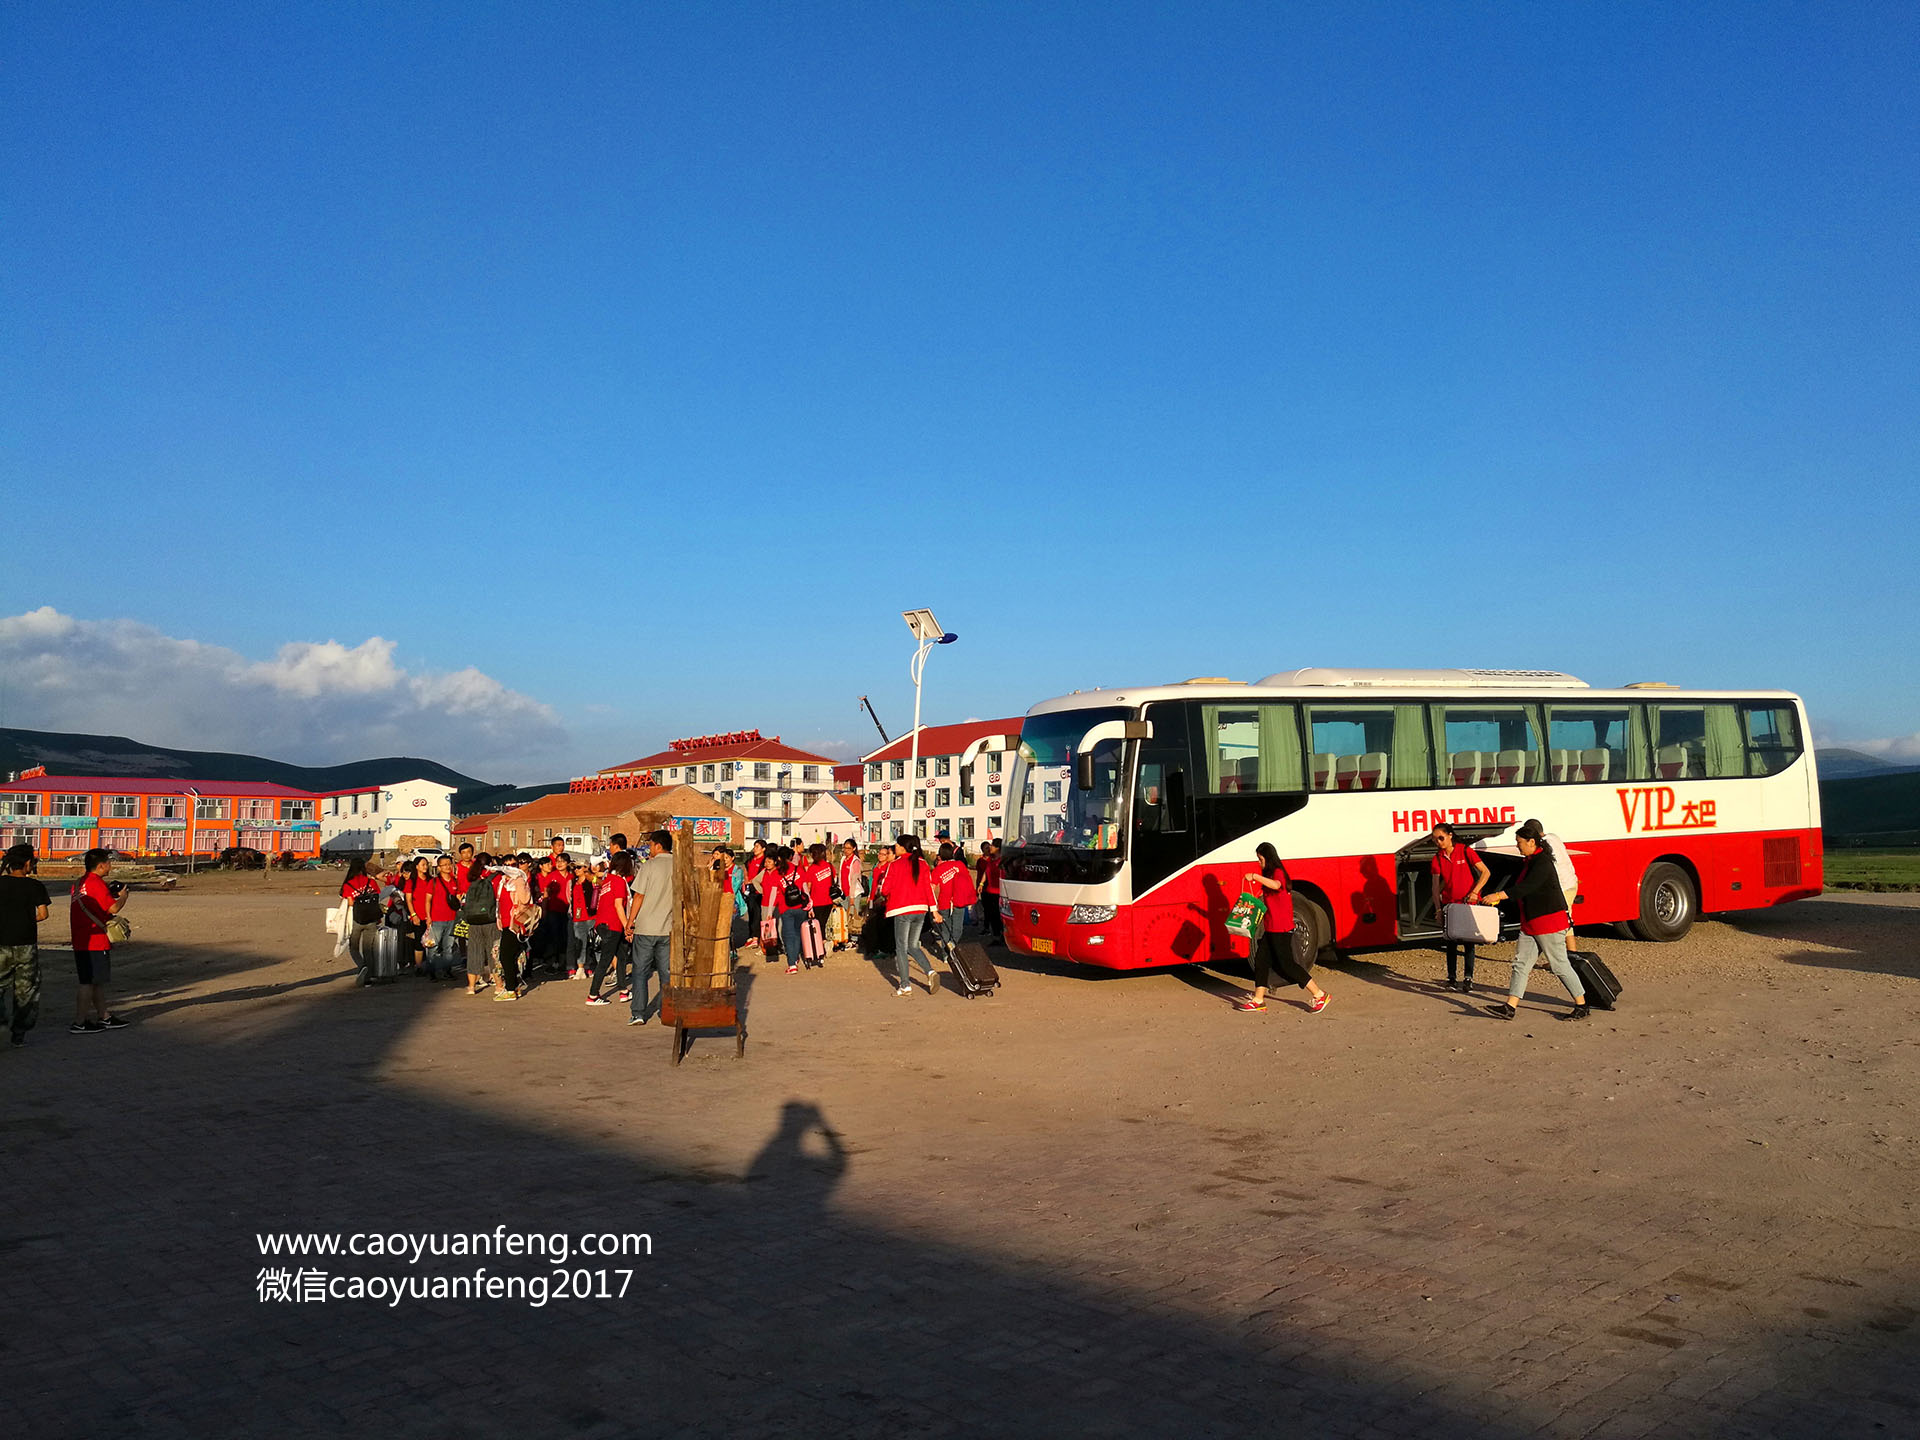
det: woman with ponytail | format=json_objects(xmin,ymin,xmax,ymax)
[{"xmin": 874, "ymin": 835, "xmax": 942, "ymax": 997}]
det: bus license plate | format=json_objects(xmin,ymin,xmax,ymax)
[{"xmin": 1029, "ymin": 937, "xmax": 1054, "ymax": 954}]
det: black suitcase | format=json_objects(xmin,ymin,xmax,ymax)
[
  {"xmin": 1568, "ymin": 950, "xmax": 1621, "ymax": 1010},
  {"xmin": 858, "ymin": 907, "xmax": 893, "ymax": 958},
  {"xmin": 944, "ymin": 939, "xmax": 1001, "ymax": 999},
  {"xmin": 373, "ymin": 925, "xmax": 406, "ymax": 981}
]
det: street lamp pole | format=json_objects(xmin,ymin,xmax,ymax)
[{"xmin": 901, "ymin": 609, "xmax": 958, "ymax": 842}]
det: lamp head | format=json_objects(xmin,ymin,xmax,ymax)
[{"xmin": 902, "ymin": 608, "xmax": 944, "ymax": 643}]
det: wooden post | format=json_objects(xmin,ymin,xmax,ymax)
[{"xmin": 671, "ymin": 824, "xmax": 696, "ymax": 984}]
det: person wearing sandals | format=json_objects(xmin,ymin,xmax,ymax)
[
  {"xmin": 1233, "ymin": 842, "xmax": 1329, "ymax": 1014},
  {"xmin": 1480, "ymin": 818, "xmax": 1588, "ymax": 1022},
  {"xmin": 1430, "ymin": 822, "xmax": 1492, "ymax": 993}
]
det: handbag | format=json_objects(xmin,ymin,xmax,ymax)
[
  {"xmin": 452, "ymin": 919, "xmax": 471, "ymax": 939},
  {"xmin": 106, "ymin": 916, "xmax": 133, "ymax": 945},
  {"xmin": 324, "ymin": 902, "xmax": 347, "ymax": 937},
  {"xmin": 1224, "ymin": 891, "xmax": 1267, "ymax": 941}
]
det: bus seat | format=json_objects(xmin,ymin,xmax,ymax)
[
  {"xmin": 1579, "ymin": 747, "xmax": 1609, "ymax": 782},
  {"xmin": 1682, "ymin": 740, "xmax": 1706, "ymax": 778},
  {"xmin": 1450, "ymin": 751, "xmax": 1480, "ymax": 787},
  {"xmin": 1312, "ymin": 753, "xmax": 1338, "ymax": 791},
  {"xmin": 1335, "ymin": 754, "xmax": 1361, "ymax": 791},
  {"xmin": 1550, "ymin": 749, "xmax": 1573, "ymax": 783},
  {"xmin": 1656, "ymin": 744, "xmax": 1687, "ymax": 780},
  {"xmin": 1357, "ymin": 752, "xmax": 1389, "ymax": 790},
  {"xmin": 1495, "ymin": 749, "xmax": 1525, "ymax": 785}
]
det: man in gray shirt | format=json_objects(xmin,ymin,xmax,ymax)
[{"xmin": 628, "ymin": 830, "xmax": 677, "ymax": 1026}]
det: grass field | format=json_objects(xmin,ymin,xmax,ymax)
[{"xmin": 1823, "ymin": 847, "xmax": 1920, "ymax": 890}]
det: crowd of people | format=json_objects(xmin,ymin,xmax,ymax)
[{"xmin": 335, "ymin": 831, "xmax": 1014, "ymax": 1017}]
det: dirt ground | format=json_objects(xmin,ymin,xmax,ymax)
[{"xmin": 7, "ymin": 881, "xmax": 1918, "ymax": 1438}]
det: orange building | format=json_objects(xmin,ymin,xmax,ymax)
[{"xmin": 0, "ymin": 775, "xmax": 323, "ymax": 860}]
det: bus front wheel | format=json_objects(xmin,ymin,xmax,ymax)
[
  {"xmin": 1293, "ymin": 895, "xmax": 1332, "ymax": 963},
  {"xmin": 1629, "ymin": 862, "xmax": 1696, "ymax": 942}
]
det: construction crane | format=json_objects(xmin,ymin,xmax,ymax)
[{"xmin": 858, "ymin": 695, "xmax": 890, "ymax": 744}]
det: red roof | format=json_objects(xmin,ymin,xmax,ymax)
[
  {"xmin": 0, "ymin": 775, "xmax": 318, "ymax": 799},
  {"xmin": 833, "ymin": 792, "xmax": 863, "ymax": 820},
  {"xmin": 452, "ymin": 813, "xmax": 498, "ymax": 836},
  {"xmin": 602, "ymin": 736, "xmax": 840, "ymax": 772},
  {"xmin": 861, "ymin": 718, "xmax": 1024, "ymax": 765}
]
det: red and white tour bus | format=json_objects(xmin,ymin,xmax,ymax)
[{"xmin": 977, "ymin": 668, "xmax": 1821, "ymax": 970}]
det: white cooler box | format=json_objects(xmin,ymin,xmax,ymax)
[{"xmin": 1442, "ymin": 903, "xmax": 1502, "ymax": 943}]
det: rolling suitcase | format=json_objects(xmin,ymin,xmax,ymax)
[
  {"xmin": 373, "ymin": 924, "xmax": 406, "ymax": 981},
  {"xmin": 800, "ymin": 914, "xmax": 826, "ymax": 968},
  {"xmin": 1443, "ymin": 903, "xmax": 1501, "ymax": 943},
  {"xmin": 1568, "ymin": 950, "xmax": 1621, "ymax": 1010},
  {"xmin": 944, "ymin": 939, "xmax": 1002, "ymax": 998}
]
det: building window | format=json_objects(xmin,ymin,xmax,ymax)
[
  {"xmin": 934, "ymin": 788, "xmax": 950, "ymax": 808},
  {"xmin": 915, "ymin": 759, "xmax": 927, "ymax": 778},
  {"xmin": 99, "ymin": 828, "xmax": 138, "ymax": 852},
  {"xmin": 509, "ymin": 830, "xmax": 519, "ymax": 846},
  {"xmin": 866, "ymin": 764, "xmax": 881, "ymax": 783},
  {"xmin": 492, "ymin": 831, "xmax": 502, "ymax": 847},
  {"xmin": 890, "ymin": 761, "xmax": 905, "ymax": 781},
  {"xmin": 238, "ymin": 828, "xmax": 276, "ymax": 851},
  {"xmin": 195, "ymin": 797, "xmax": 229, "ymax": 820},
  {"xmin": 149, "ymin": 830, "xmax": 183, "ymax": 855},
  {"xmin": 53, "ymin": 794, "xmax": 91, "ymax": 818},
  {"xmin": 370, "ymin": 793, "xmax": 380, "ymax": 812},
  {"xmin": 349, "ymin": 794, "xmax": 360, "ymax": 815},
  {"xmin": 1024, "ymin": 784, "xmax": 1034, "ymax": 804},
  {"xmin": 935, "ymin": 756, "xmax": 951, "ymax": 776},
  {"xmin": 802, "ymin": 765, "xmax": 819, "ymax": 783},
  {"xmin": 988, "ymin": 784, "xmax": 1003, "ymax": 798},
  {"xmin": 105, "ymin": 795, "xmax": 139, "ymax": 819},
  {"xmin": 754, "ymin": 763, "xmax": 771, "ymax": 780},
  {"xmin": 2, "ymin": 794, "xmax": 42, "ymax": 818},
  {"xmin": 702, "ymin": 765, "xmax": 715, "ymax": 784},
  {"xmin": 720, "ymin": 763, "xmax": 734, "ymax": 781},
  {"xmin": 50, "ymin": 828, "xmax": 91, "ymax": 851},
  {"xmin": 913, "ymin": 789, "xmax": 927, "ymax": 808},
  {"xmin": 282, "ymin": 800, "xmax": 314, "ymax": 822},
  {"xmin": 195, "ymin": 830, "xmax": 229, "ymax": 853},
  {"xmin": 960, "ymin": 818, "xmax": 975, "ymax": 840},
  {"xmin": 239, "ymin": 799, "xmax": 274, "ymax": 822},
  {"xmin": 146, "ymin": 796, "xmax": 183, "ymax": 820},
  {"xmin": 1043, "ymin": 781, "xmax": 1061, "ymax": 803}
]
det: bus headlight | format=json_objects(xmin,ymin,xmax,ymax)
[{"xmin": 1068, "ymin": 904, "xmax": 1116, "ymax": 925}]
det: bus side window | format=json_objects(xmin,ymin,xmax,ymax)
[
  {"xmin": 1199, "ymin": 703, "xmax": 1302, "ymax": 794},
  {"xmin": 1652, "ymin": 705, "xmax": 1744, "ymax": 779},
  {"xmin": 1303, "ymin": 704, "xmax": 1428, "ymax": 791},
  {"xmin": 1428, "ymin": 703, "xmax": 1543, "ymax": 786},
  {"xmin": 1742, "ymin": 702, "xmax": 1803, "ymax": 776},
  {"xmin": 1545, "ymin": 705, "xmax": 1644, "ymax": 783}
]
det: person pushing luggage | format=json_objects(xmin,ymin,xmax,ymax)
[{"xmin": 1480, "ymin": 819, "xmax": 1589, "ymax": 1022}]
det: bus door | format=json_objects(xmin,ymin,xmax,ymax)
[{"xmin": 1394, "ymin": 824, "xmax": 1515, "ymax": 942}]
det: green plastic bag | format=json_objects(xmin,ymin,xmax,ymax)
[{"xmin": 1225, "ymin": 891, "xmax": 1267, "ymax": 941}]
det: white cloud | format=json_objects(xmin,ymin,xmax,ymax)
[
  {"xmin": 1853, "ymin": 733, "xmax": 1920, "ymax": 761},
  {"xmin": 0, "ymin": 607, "xmax": 567, "ymax": 780}
]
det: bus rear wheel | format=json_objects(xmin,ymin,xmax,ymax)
[{"xmin": 1629, "ymin": 862, "xmax": 1696, "ymax": 942}]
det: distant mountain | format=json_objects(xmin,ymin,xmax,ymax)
[
  {"xmin": 1817, "ymin": 748, "xmax": 1920, "ymax": 779},
  {"xmin": 450, "ymin": 782, "xmax": 572, "ymax": 817},
  {"xmin": 0, "ymin": 725, "xmax": 488, "ymax": 795}
]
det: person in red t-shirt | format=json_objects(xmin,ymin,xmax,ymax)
[
  {"xmin": 805, "ymin": 844, "xmax": 837, "ymax": 940},
  {"xmin": 976, "ymin": 841, "xmax": 1004, "ymax": 942},
  {"xmin": 743, "ymin": 841, "xmax": 767, "ymax": 948},
  {"xmin": 455, "ymin": 843, "xmax": 478, "ymax": 887},
  {"xmin": 69, "ymin": 847, "xmax": 129, "ymax": 1031},
  {"xmin": 419, "ymin": 856, "xmax": 465, "ymax": 979},
  {"xmin": 1429, "ymin": 823, "xmax": 1492, "ymax": 993},
  {"xmin": 586, "ymin": 854, "xmax": 632, "ymax": 1004},
  {"xmin": 566, "ymin": 861, "xmax": 594, "ymax": 977},
  {"xmin": 932, "ymin": 842, "xmax": 980, "ymax": 949},
  {"xmin": 1233, "ymin": 842, "xmax": 1327, "ymax": 1014}
]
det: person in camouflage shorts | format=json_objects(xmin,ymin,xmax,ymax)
[{"xmin": 0, "ymin": 842, "xmax": 51, "ymax": 1047}]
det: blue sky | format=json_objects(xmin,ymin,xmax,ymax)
[{"xmin": 4, "ymin": 2, "xmax": 1915, "ymax": 781}]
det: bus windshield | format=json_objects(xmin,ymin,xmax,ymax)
[{"xmin": 1006, "ymin": 707, "xmax": 1132, "ymax": 854}]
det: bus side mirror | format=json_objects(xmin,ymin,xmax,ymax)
[{"xmin": 1076, "ymin": 753, "xmax": 1096, "ymax": 792}]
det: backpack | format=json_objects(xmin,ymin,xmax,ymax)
[
  {"xmin": 461, "ymin": 875, "xmax": 498, "ymax": 924},
  {"xmin": 781, "ymin": 867, "xmax": 806, "ymax": 908}
]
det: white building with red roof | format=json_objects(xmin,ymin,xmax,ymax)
[
  {"xmin": 599, "ymin": 730, "xmax": 842, "ymax": 842},
  {"xmin": 858, "ymin": 717, "xmax": 1036, "ymax": 846}
]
